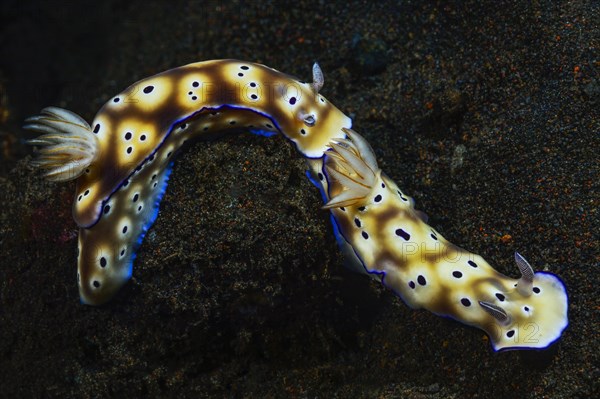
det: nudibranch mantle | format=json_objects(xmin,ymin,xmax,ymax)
[
  {"xmin": 307, "ymin": 129, "xmax": 568, "ymax": 351},
  {"xmin": 75, "ymin": 59, "xmax": 351, "ymax": 228},
  {"xmin": 26, "ymin": 59, "xmax": 351, "ymax": 305}
]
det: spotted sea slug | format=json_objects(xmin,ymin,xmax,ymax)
[
  {"xmin": 26, "ymin": 60, "xmax": 568, "ymax": 351},
  {"xmin": 307, "ymin": 128, "xmax": 568, "ymax": 351},
  {"xmin": 26, "ymin": 60, "xmax": 350, "ymax": 305}
]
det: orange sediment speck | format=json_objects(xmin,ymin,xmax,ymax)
[{"xmin": 500, "ymin": 234, "xmax": 512, "ymax": 243}]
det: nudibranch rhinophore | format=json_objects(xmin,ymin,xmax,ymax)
[{"xmin": 26, "ymin": 59, "xmax": 568, "ymax": 351}]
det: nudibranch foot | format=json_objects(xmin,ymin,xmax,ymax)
[
  {"xmin": 309, "ymin": 129, "xmax": 568, "ymax": 351},
  {"xmin": 25, "ymin": 107, "xmax": 99, "ymax": 182}
]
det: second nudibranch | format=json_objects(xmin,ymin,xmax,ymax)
[
  {"xmin": 307, "ymin": 128, "xmax": 568, "ymax": 351},
  {"xmin": 26, "ymin": 60, "xmax": 351, "ymax": 305}
]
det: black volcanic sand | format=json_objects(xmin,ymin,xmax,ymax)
[{"xmin": 0, "ymin": 1, "xmax": 598, "ymax": 398}]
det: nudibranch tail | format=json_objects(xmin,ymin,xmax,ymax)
[
  {"xmin": 310, "ymin": 129, "xmax": 568, "ymax": 351},
  {"xmin": 77, "ymin": 161, "xmax": 173, "ymax": 305},
  {"xmin": 25, "ymin": 107, "xmax": 98, "ymax": 182}
]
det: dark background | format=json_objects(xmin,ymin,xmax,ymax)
[{"xmin": 0, "ymin": 1, "xmax": 598, "ymax": 397}]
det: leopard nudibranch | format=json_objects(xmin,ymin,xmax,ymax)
[
  {"xmin": 307, "ymin": 128, "xmax": 568, "ymax": 351},
  {"xmin": 25, "ymin": 59, "xmax": 351, "ymax": 305}
]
